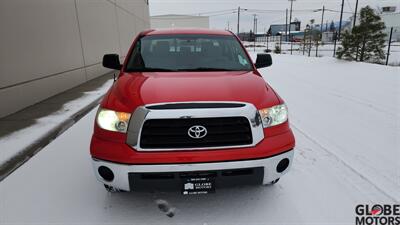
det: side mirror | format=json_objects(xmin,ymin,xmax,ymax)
[
  {"xmin": 103, "ymin": 54, "xmax": 122, "ymax": 70},
  {"xmin": 255, "ymin": 54, "xmax": 272, "ymax": 68}
]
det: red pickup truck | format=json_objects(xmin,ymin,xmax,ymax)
[{"xmin": 90, "ymin": 29, "xmax": 295, "ymax": 194}]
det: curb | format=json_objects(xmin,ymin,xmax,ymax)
[{"xmin": 0, "ymin": 95, "xmax": 104, "ymax": 182}]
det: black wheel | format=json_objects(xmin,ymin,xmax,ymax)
[{"xmin": 104, "ymin": 184, "xmax": 124, "ymax": 193}]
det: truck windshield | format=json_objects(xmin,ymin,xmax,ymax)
[{"xmin": 125, "ymin": 34, "xmax": 253, "ymax": 72}]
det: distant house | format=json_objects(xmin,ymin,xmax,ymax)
[{"xmin": 267, "ymin": 21, "xmax": 301, "ymax": 36}]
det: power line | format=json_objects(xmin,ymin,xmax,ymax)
[
  {"xmin": 187, "ymin": 9, "xmax": 236, "ymax": 16},
  {"xmin": 152, "ymin": 11, "xmax": 236, "ymax": 20},
  {"xmin": 207, "ymin": 11, "xmax": 237, "ymax": 17},
  {"xmin": 325, "ymin": 8, "xmax": 356, "ymax": 14},
  {"xmin": 245, "ymin": 8, "xmax": 323, "ymax": 13}
]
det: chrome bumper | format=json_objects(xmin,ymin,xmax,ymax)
[{"xmin": 92, "ymin": 149, "xmax": 294, "ymax": 191}]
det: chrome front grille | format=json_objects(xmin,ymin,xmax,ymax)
[
  {"xmin": 140, "ymin": 117, "xmax": 253, "ymax": 149},
  {"xmin": 126, "ymin": 102, "xmax": 264, "ymax": 152}
]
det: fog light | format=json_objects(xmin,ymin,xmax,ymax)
[
  {"xmin": 115, "ymin": 121, "xmax": 127, "ymax": 132},
  {"xmin": 98, "ymin": 166, "xmax": 114, "ymax": 182},
  {"xmin": 276, "ymin": 158, "xmax": 290, "ymax": 173}
]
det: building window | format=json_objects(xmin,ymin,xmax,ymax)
[{"xmin": 382, "ymin": 6, "xmax": 396, "ymax": 13}]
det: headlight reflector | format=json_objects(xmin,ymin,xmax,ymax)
[
  {"xmin": 97, "ymin": 108, "xmax": 131, "ymax": 133},
  {"xmin": 259, "ymin": 104, "xmax": 288, "ymax": 127}
]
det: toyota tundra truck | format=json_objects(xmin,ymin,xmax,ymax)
[{"xmin": 90, "ymin": 29, "xmax": 295, "ymax": 194}]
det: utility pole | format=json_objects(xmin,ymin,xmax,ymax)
[
  {"xmin": 285, "ymin": 9, "xmax": 288, "ymax": 42},
  {"xmin": 333, "ymin": 31, "xmax": 338, "ymax": 57},
  {"xmin": 305, "ymin": 24, "xmax": 312, "ymax": 57},
  {"xmin": 256, "ymin": 18, "xmax": 258, "ymax": 34},
  {"xmin": 288, "ymin": 0, "xmax": 296, "ymax": 54},
  {"xmin": 308, "ymin": 33, "xmax": 312, "ymax": 57},
  {"xmin": 338, "ymin": 0, "xmax": 345, "ymax": 40},
  {"xmin": 319, "ymin": 7, "xmax": 325, "ymax": 36},
  {"xmin": 386, "ymin": 27, "xmax": 393, "ymax": 65},
  {"xmin": 253, "ymin": 15, "xmax": 258, "ymax": 34},
  {"xmin": 237, "ymin": 6, "xmax": 240, "ymax": 36},
  {"xmin": 353, "ymin": 0, "xmax": 359, "ymax": 28},
  {"xmin": 253, "ymin": 14, "xmax": 257, "ymax": 51},
  {"xmin": 253, "ymin": 14, "xmax": 256, "ymax": 36},
  {"xmin": 303, "ymin": 28, "xmax": 307, "ymax": 55},
  {"xmin": 316, "ymin": 6, "xmax": 325, "ymax": 57}
]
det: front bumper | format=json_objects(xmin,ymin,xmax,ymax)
[{"xmin": 92, "ymin": 149, "xmax": 294, "ymax": 191}]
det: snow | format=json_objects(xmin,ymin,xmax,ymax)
[
  {"xmin": 0, "ymin": 79, "xmax": 113, "ymax": 166},
  {"xmin": 253, "ymin": 53, "xmax": 400, "ymax": 202},
  {"xmin": 0, "ymin": 54, "xmax": 399, "ymax": 224}
]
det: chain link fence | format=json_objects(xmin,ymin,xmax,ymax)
[{"xmin": 250, "ymin": 26, "xmax": 400, "ymax": 66}]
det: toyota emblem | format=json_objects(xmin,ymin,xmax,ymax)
[{"xmin": 188, "ymin": 125, "xmax": 207, "ymax": 139}]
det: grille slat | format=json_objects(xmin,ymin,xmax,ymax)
[
  {"xmin": 139, "ymin": 117, "xmax": 253, "ymax": 149},
  {"xmin": 144, "ymin": 119, "xmax": 249, "ymax": 128}
]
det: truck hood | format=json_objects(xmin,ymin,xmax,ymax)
[{"xmin": 104, "ymin": 71, "xmax": 281, "ymax": 111}]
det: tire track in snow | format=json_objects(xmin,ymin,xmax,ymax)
[{"xmin": 291, "ymin": 123, "xmax": 399, "ymax": 203}]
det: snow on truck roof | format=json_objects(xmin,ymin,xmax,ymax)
[{"xmin": 145, "ymin": 29, "xmax": 233, "ymax": 36}]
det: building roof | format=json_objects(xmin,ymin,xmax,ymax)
[{"xmin": 146, "ymin": 29, "xmax": 232, "ymax": 36}]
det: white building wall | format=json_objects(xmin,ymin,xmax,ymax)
[
  {"xmin": 151, "ymin": 15, "xmax": 210, "ymax": 29},
  {"xmin": 0, "ymin": 0, "xmax": 150, "ymax": 118}
]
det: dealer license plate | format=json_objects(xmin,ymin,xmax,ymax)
[{"xmin": 181, "ymin": 177, "xmax": 215, "ymax": 195}]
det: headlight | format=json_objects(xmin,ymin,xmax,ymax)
[
  {"xmin": 96, "ymin": 108, "xmax": 131, "ymax": 133},
  {"xmin": 258, "ymin": 104, "xmax": 288, "ymax": 127}
]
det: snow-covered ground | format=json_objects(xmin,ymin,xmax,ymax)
[
  {"xmin": 255, "ymin": 53, "xmax": 400, "ymax": 202},
  {"xmin": 0, "ymin": 80, "xmax": 113, "ymax": 167},
  {"xmin": 0, "ymin": 54, "xmax": 399, "ymax": 224}
]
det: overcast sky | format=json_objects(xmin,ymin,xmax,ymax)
[{"xmin": 149, "ymin": 0, "xmax": 399, "ymax": 32}]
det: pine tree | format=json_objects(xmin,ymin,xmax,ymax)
[
  {"xmin": 329, "ymin": 21, "xmax": 335, "ymax": 32},
  {"xmin": 336, "ymin": 6, "xmax": 386, "ymax": 62}
]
